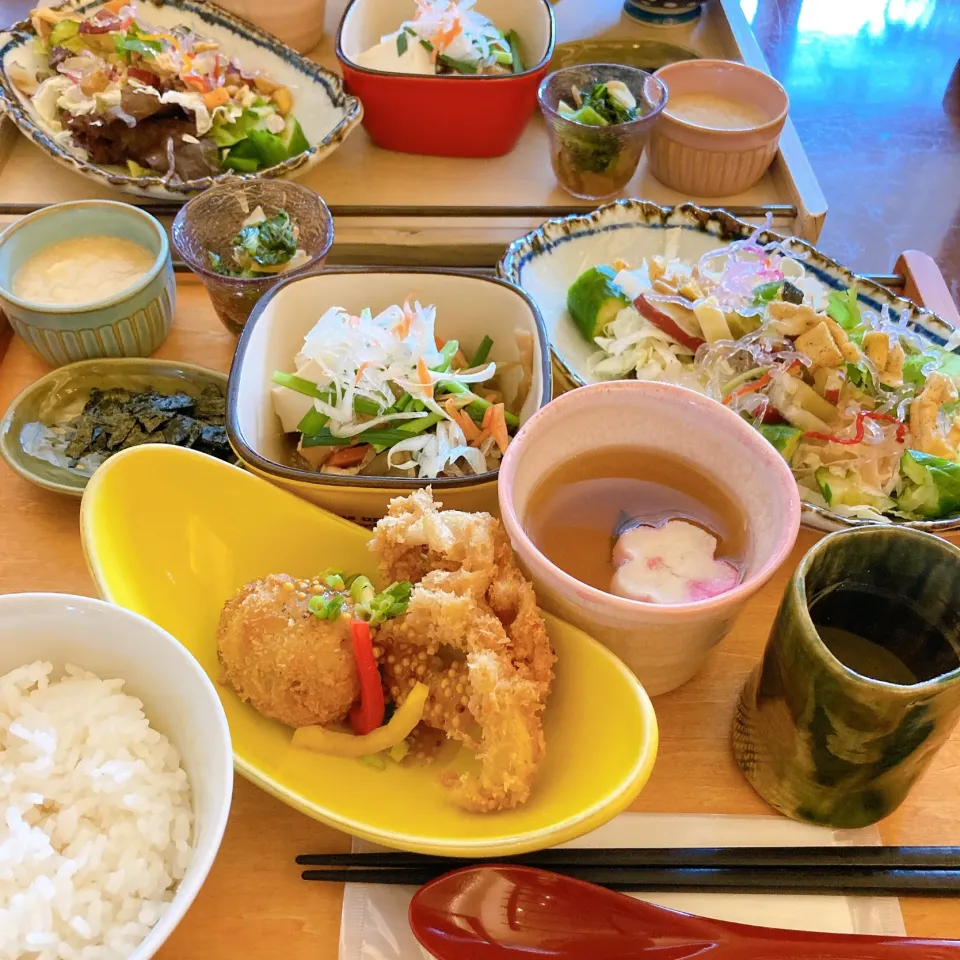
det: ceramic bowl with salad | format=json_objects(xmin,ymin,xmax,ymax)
[
  {"xmin": 337, "ymin": 0, "xmax": 555, "ymax": 157},
  {"xmin": 172, "ymin": 179, "xmax": 334, "ymax": 335},
  {"xmin": 538, "ymin": 63, "xmax": 667, "ymax": 200},
  {"xmin": 227, "ymin": 268, "xmax": 551, "ymax": 523},
  {"xmin": 499, "ymin": 201, "xmax": 960, "ymax": 533},
  {"xmin": 0, "ymin": 0, "xmax": 361, "ymax": 199}
]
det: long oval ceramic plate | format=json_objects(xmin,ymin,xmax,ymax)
[
  {"xmin": 0, "ymin": 0, "xmax": 362, "ymax": 200},
  {"xmin": 498, "ymin": 200, "xmax": 960, "ymax": 534},
  {"xmin": 0, "ymin": 357, "xmax": 230, "ymax": 495},
  {"xmin": 81, "ymin": 444, "xmax": 659, "ymax": 856}
]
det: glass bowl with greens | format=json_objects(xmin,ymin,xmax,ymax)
[
  {"xmin": 538, "ymin": 64, "xmax": 667, "ymax": 201},
  {"xmin": 173, "ymin": 180, "xmax": 333, "ymax": 335}
]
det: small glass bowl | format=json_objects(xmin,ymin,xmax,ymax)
[
  {"xmin": 173, "ymin": 180, "xmax": 334, "ymax": 336},
  {"xmin": 538, "ymin": 64, "xmax": 667, "ymax": 201}
]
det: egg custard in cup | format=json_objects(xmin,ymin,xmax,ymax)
[
  {"xmin": 498, "ymin": 379, "xmax": 801, "ymax": 695},
  {"xmin": 0, "ymin": 200, "xmax": 175, "ymax": 366}
]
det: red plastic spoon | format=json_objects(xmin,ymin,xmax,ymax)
[{"xmin": 408, "ymin": 865, "xmax": 960, "ymax": 960}]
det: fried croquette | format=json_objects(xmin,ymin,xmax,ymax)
[
  {"xmin": 371, "ymin": 488, "xmax": 555, "ymax": 812},
  {"xmin": 217, "ymin": 573, "xmax": 359, "ymax": 728}
]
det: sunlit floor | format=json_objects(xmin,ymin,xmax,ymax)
[{"xmin": 744, "ymin": 0, "xmax": 960, "ymax": 299}]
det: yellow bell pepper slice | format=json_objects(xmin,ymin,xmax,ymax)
[{"xmin": 291, "ymin": 682, "xmax": 428, "ymax": 759}]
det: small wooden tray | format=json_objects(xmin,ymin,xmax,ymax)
[{"xmin": 0, "ymin": 0, "xmax": 825, "ymax": 263}]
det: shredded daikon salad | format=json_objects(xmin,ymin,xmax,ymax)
[
  {"xmin": 271, "ymin": 301, "xmax": 529, "ymax": 479},
  {"xmin": 566, "ymin": 224, "xmax": 960, "ymax": 522},
  {"xmin": 354, "ymin": 0, "xmax": 524, "ymax": 77}
]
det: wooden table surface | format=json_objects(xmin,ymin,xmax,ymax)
[
  {"xmin": 1, "ymin": 0, "xmax": 960, "ymax": 952},
  {"xmin": 2, "ymin": 282, "xmax": 960, "ymax": 955}
]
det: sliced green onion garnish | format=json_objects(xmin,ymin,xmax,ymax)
[
  {"xmin": 438, "ymin": 53, "xmax": 477, "ymax": 74},
  {"xmin": 504, "ymin": 30, "xmax": 524, "ymax": 73},
  {"xmin": 468, "ymin": 335, "xmax": 494, "ymax": 368}
]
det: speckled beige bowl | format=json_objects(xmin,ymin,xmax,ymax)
[
  {"xmin": 649, "ymin": 59, "xmax": 789, "ymax": 197},
  {"xmin": 497, "ymin": 381, "xmax": 801, "ymax": 696}
]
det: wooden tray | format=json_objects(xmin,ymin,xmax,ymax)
[
  {"xmin": 0, "ymin": 252, "xmax": 957, "ymax": 959},
  {"xmin": 0, "ymin": 0, "xmax": 826, "ymax": 264}
]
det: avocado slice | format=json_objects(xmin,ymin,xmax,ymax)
[
  {"xmin": 567, "ymin": 265, "xmax": 630, "ymax": 343},
  {"xmin": 815, "ymin": 467, "xmax": 894, "ymax": 512},
  {"xmin": 758, "ymin": 424, "xmax": 803, "ymax": 463}
]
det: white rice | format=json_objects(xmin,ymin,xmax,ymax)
[{"xmin": 0, "ymin": 662, "xmax": 194, "ymax": 960}]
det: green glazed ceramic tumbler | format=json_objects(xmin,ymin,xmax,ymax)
[{"xmin": 733, "ymin": 526, "xmax": 960, "ymax": 828}]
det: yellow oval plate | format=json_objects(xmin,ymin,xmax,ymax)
[{"xmin": 81, "ymin": 445, "xmax": 658, "ymax": 856}]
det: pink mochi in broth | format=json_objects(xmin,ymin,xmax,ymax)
[{"xmin": 611, "ymin": 520, "xmax": 741, "ymax": 605}]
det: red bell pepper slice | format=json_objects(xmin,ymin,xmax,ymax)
[
  {"xmin": 633, "ymin": 294, "xmax": 705, "ymax": 354},
  {"xmin": 805, "ymin": 411, "xmax": 906, "ymax": 446},
  {"xmin": 348, "ymin": 620, "xmax": 385, "ymax": 736}
]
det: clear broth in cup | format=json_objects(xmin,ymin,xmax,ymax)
[{"xmin": 524, "ymin": 445, "xmax": 747, "ymax": 594}]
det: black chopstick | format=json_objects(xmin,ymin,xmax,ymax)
[
  {"xmin": 299, "ymin": 864, "xmax": 960, "ymax": 897},
  {"xmin": 296, "ymin": 846, "xmax": 960, "ymax": 870}
]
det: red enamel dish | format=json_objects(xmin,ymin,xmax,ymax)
[{"xmin": 336, "ymin": 0, "xmax": 556, "ymax": 158}]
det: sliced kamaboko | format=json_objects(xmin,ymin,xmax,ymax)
[{"xmin": 610, "ymin": 520, "xmax": 740, "ymax": 605}]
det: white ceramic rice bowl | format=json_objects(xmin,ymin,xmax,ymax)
[{"xmin": 0, "ymin": 592, "xmax": 233, "ymax": 959}]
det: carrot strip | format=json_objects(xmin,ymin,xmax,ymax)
[
  {"xmin": 481, "ymin": 405, "xmax": 494, "ymax": 431},
  {"xmin": 417, "ymin": 357, "xmax": 434, "ymax": 399},
  {"xmin": 489, "ymin": 403, "xmax": 510, "ymax": 454},
  {"xmin": 445, "ymin": 398, "xmax": 481, "ymax": 442},
  {"xmin": 326, "ymin": 445, "xmax": 370, "ymax": 468},
  {"xmin": 723, "ymin": 372, "xmax": 772, "ymax": 405}
]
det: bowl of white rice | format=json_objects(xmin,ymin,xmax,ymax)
[{"xmin": 0, "ymin": 593, "xmax": 233, "ymax": 960}]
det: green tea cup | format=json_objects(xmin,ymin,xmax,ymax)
[{"xmin": 733, "ymin": 526, "xmax": 960, "ymax": 828}]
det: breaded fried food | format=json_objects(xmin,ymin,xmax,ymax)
[
  {"xmin": 370, "ymin": 489, "xmax": 555, "ymax": 813},
  {"xmin": 217, "ymin": 573, "xmax": 360, "ymax": 728}
]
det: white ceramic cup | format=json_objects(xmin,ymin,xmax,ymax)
[
  {"xmin": 498, "ymin": 381, "xmax": 801, "ymax": 696},
  {"xmin": 0, "ymin": 593, "xmax": 233, "ymax": 960}
]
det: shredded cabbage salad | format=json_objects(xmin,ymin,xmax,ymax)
[
  {"xmin": 566, "ymin": 223, "xmax": 960, "ymax": 522},
  {"xmin": 354, "ymin": 0, "xmax": 524, "ymax": 77},
  {"xmin": 271, "ymin": 301, "xmax": 525, "ymax": 479}
]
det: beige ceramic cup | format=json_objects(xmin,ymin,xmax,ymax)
[
  {"xmin": 498, "ymin": 381, "xmax": 801, "ymax": 696},
  {"xmin": 212, "ymin": 0, "xmax": 327, "ymax": 53},
  {"xmin": 649, "ymin": 60, "xmax": 789, "ymax": 197}
]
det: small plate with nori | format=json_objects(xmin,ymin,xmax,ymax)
[{"xmin": 0, "ymin": 358, "xmax": 234, "ymax": 496}]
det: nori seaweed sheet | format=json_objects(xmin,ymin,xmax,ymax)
[{"xmin": 62, "ymin": 385, "xmax": 233, "ymax": 467}]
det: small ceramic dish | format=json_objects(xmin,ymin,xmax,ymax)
[
  {"xmin": 537, "ymin": 64, "xmax": 667, "ymax": 201},
  {"xmin": 0, "ymin": 200, "xmax": 175, "ymax": 366},
  {"xmin": 172, "ymin": 180, "xmax": 334, "ymax": 336},
  {"xmin": 210, "ymin": 0, "xmax": 328, "ymax": 54},
  {"xmin": 0, "ymin": 357, "xmax": 229, "ymax": 496},
  {"xmin": 623, "ymin": 0, "xmax": 706, "ymax": 27},
  {"xmin": 81, "ymin": 444, "xmax": 659, "ymax": 856},
  {"xmin": 228, "ymin": 268, "xmax": 552, "ymax": 524},
  {"xmin": 0, "ymin": 591, "xmax": 233, "ymax": 959},
  {"xmin": 336, "ymin": 0, "xmax": 555, "ymax": 157},
  {"xmin": 499, "ymin": 200, "xmax": 960, "ymax": 535},
  {"xmin": 498, "ymin": 379, "xmax": 802, "ymax": 696},
  {"xmin": 648, "ymin": 60, "xmax": 789, "ymax": 197},
  {"xmin": 551, "ymin": 38, "xmax": 700, "ymax": 72},
  {"xmin": 0, "ymin": 0, "xmax": 362, "ymax": 200}
]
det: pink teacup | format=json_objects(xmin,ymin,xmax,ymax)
[{"xmin": 498, "ymin": 381, "xmax": 801, "ymax": 696}]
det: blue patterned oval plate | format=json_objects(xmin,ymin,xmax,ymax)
[
  {"xmin": 498, "ymin": 200, "xmax": 960, "ymax": 533},
  {"xmin": 0, "ymin": 0, "xmax": 362, "ymax": 199}
]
